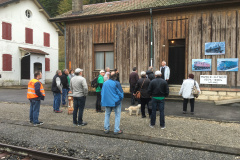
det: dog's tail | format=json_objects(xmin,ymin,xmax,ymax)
[{"xmin": 125, "ymin": 108, "xmax": 129, "ymax": 110}]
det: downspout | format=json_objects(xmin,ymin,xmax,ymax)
[
  {"xmin": 150, "ymin": 8, "xmax": 154, "ymax": 67},
  {"xmin": 64, "ymin": 23, "xmax": 67, "ymax": 69}
]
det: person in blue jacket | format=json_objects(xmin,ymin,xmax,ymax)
[{"xmin": 101, "ymin": 71, "xmax": 124, "ymax": 135}]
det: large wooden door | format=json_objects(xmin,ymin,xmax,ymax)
[{"xmin": 168, "ymin": 40, "xmax": 185, "ymax": 84}]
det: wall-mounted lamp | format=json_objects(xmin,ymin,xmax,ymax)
[
  {"xmin": 171, "ymin": 40, "xmax": 175, "ymax": 44},
  {"xmin": 162, "ymin": 45, "xmax": 165, "ymax": 47}
]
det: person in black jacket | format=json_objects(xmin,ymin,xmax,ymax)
[
  {"xmin": 129, "ymin": 67, "xmax": 139, "ymax": 105},
  {"xmin": 52, "ymin": 70, "xmax": 63, "ymax": 113},
  {"xmin": 134, "ymin": 71, "xmax": 152, "ymax": 118},
  {"xmin": 148, "ymin": 71, "xmax": 169, "ymax": 129},
  {"xmin": 146, "ymin": 66, "xmax": 155, "ymax": 81},
  {"xmin": 60, "ymin": 69, "xmax": 69, "ymax": 106}
]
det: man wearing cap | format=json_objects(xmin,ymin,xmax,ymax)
[
  {"xmin": 148, "ymin": 71, "xmax": 169, "ymax": 129},
  {"xmin": 96, "ymin": 70, "xmax": 105, "ymax": 112},
  {"xmin": 70, "ymin": 68, "xmax": 88, "ymax": 126}
]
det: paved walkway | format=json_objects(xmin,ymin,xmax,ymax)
[{"xmin": 0, "ymin": 88, "xmax": 239, "ymax": 123}]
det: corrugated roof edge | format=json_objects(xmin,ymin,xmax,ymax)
[
  {"xmin": 0, "ymin": 0, "xmax": 19, "ymax": 7},
  {"xmin": 50, "ymin": 0, "xmax": 237, "ymax": 22}
]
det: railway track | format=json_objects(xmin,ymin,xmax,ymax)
[{"xmin": 0, "ymin": 143, "xmax": 82, "ymax": 160}]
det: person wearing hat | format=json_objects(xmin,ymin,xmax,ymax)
[
  {"xmin": 134, "ymin": 71, "xmax": 152, "ymax": 118},
  {"xmin": 70, "ymin": 68, "xmax": 88, "ymax": 126},
  {"xmin": 96, "ymin": 70, "xmax": 105, "ymax": 113},
  {"xmin": 148, "ymin": 70, "xmax": 169, "ymax": 129},
  {"xmin": 179, "ymin": 73, "xmax": 200, "ymax": 115}
]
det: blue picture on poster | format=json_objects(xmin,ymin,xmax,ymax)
[
  {"xmin": 217, "ymin": 58, "xmax": 238, "ymax": 71},
  {"xmin": 205, "ymin": 42, "xmax": 225, "ymax": 55},
  {"xmin": 192, "ymin": 59, "xmax": 211, "ymax": 71}
]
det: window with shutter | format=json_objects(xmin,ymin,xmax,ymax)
[
  {"xmin": 2, "ymin": 22, "xmax": 12, "ymax": 40},
  {"xmin": 25, "ymin": 28, "xmax": 33, "ymax": 44},
  {"xmin": 2, "ymin": 54, "xmax": 12, "ymax": 71},
  {"xmin": 45, "ymin": 58, "xmax": 50, "ymax": 71},
  {"xmin": 44, "ymin": 32, "xmax": 50, "ymax": 47}
]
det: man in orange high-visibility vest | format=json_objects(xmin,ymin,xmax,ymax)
[{"xmin": 27, "ymin": 71, "xmax": 45, "ymax": 126}]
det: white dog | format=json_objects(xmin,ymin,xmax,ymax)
[{"xmin": 125, "ymin": 104, "xmax": 141, "ymax": 116}]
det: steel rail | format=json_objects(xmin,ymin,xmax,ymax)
[{"xmin": 0, "ymin": 143, "xmax": 83, "ymax": 160}]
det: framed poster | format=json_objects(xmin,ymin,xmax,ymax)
[
  {"xmin": 192, "ymin": 59, "xmax": 211, "ymax": 71},
  {"xmin": 217, "ymin": 58, "xmax": 238, "ymax": 71},
  {"xmin": 205, "ymin": 42, "xmax": 225, "ymax": 55}
]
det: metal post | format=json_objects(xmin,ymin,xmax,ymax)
[
  {"xmin": 150, "ymin": 8, "xmax": 153, "ymax": 67},
  {"xmin": 64, "ymin": 23, "xmax": 66, "ymax": 69}
]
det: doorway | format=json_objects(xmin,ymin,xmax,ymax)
[
  {"xmin": 21, "ymin": 55, "xmax": 30, "ymax": 79},
  {"xmin": 34, "ymin": 63, "xmax": 42, "ymax": 73},
  {"xmin": 168, "ymin": 39, "xmax": 185, "ymax": 84}
]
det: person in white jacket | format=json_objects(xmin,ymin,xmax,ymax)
[
  {"xmin": 160, "ymin": 61, "xmax": 170, "ymax": 81},
  {"xmin": 179, "ymin": 74, "xmax": 200, "ymax": 114}
]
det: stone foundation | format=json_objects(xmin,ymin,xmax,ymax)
[{"xmin": 0, "ymin": 80, "xmax": 19, "ymax": 86}]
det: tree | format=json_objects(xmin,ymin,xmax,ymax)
[{"xmin": 39, "ymin": 0, "xmax": 62, "ymax": 17}]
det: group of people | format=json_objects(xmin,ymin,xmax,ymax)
[{"xmin": 27, "ymin": 60, "xmax": 200, "ymax": 132}]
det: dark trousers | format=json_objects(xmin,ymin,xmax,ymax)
[
  {"xmin": 73, "ymin": 96, "xmax": 86, "ymax": 125},
  {"xmin": 151, "ymin": 98, "xmax": 165, "ymax": 127},
  {"xmin": 140, "ymin": 98, "xmax": 152, "ymax": 116},
  {"xmin": 183, "ymin": 98, "xmax": 195, "ymax": 112},
  {"xmin": 96, "ymin": 92, "xmax": 102, "ymax": 111},
  {"xmin": 130, "ymin": 85, "xmax": 136, "ymax": 105}
]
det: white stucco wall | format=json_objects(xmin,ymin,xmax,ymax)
[{"xmin": 0, "ymin": 0, "xmax": 59, "ymax": 86}]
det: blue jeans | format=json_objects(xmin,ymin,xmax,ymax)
[
  {"xmin": 151, "ymin": 98, "xmax": 165, "ymax": 127},
  {"xmin": 73, "ymin": 96, "xmax": 86, "ymax": 125},
  {"xmin": 29, "ymin": 99, "xmax": 41, "ymax": 124},
  {"xmin": 104, "ymin": 104, "xmax": 122, "ymax": 133},
  {"xmin": 53, "ymin": 93, "xmax": 61, "ymax": 111},
  {"xmin": 62, "ymin": 88, "xmax": 69, "ymax": 105}
]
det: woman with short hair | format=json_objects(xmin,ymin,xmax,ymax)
[{"xmin": 179, "ymin": 74, "xmax": 200, "ymax": 115}]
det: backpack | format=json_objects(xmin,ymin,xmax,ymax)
[{"xmin": 91, "ymin": 75, "xmax": 99, "ymax": 88}]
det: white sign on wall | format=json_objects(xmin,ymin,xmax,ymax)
[{"xmin": 200, "ymin": 75, "xmax": 227, "ymax": 85}]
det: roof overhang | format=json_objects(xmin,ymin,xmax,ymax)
[
  {"xmin": 50, "ymin": 0, "xmax": 240, "ymax": 23},
  {"xmin": 19, "ymin": 47, "xmax": 49, "ymax": 57}
]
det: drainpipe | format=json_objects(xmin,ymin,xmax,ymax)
[
  {"xmin": 150, "ymin": 8, "xmax": 154, "ymax": 67},
  {"xmin": 64, "ymin": 23, "xmax": 66, "ymax": 69}
]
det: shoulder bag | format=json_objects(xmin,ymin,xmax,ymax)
[
  {"xmin": 192, "ymin": 81, "xmax": 199, "ymax": 98},
  {"xmin": 135, "ymin": 79, "xmax": 146, "ymax": 99}
]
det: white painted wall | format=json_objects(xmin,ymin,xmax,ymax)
[{"xmin": 0, "ymin": 0, "xmax": 59, "ymax": 86}]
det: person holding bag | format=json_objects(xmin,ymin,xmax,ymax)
[
  {"xmin": 134, "ymin": 71, "xmax": 152, "ymax": 118},
  {"xmin": 179, "ymin": 74, "xmax": 201, "ymax": 115}
]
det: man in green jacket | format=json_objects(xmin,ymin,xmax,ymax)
[{"xmin": 96, "ymin": 70, "xmax": 105, "ymax": 112}]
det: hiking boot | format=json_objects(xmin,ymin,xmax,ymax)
[
  {"xmin": 182, "ymin": 111, "xmax": 187, "ymax": 114},
  {"xmin": 114, "ymin": 130, "xmax": 123, "ymax": 135},
  {"xmin": 161, "ymin": 126, "xmax": 166, "ymax": 130},
  {"xmin": 191, "ymin": 112, "xmax": 194, "ymax": 115},
  {"xmin": 78, "ymin": 122, "xmax": 88, "ymax": 126},
  {"xmin": 142, "ymin": 115, "xmax": 146, "ymax": 118}
]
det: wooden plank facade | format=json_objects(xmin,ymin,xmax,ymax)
[{"xmin": 65, "ymin": 3, "xmax": 240, "ymax": 88}]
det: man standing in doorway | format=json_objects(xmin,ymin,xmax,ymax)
[
  {"xmin": 61, "ymin": 69, "xmax": 69, "ymax": 107},
  {"xmin": 27, "ymin": 71, "xmax": 45, "ymax": 126},
  {"xmin": 52, "ymin": 70, "xmax": 63, "ymax": 113},
  {"xmin": 96, "ymin": 70, "xmax": 105, "ymax": 113},
  {"xmin": 129, "ymin": 67, "xmax": 139, "ymax": 105},
  {"xmin": 70, "ymin": 68, "xmax": 88, "ymax": 126},
  {"xmin": 148, "ymin": 71, "xmax": 169, "ymax": 129},
  {"xmin": 160, "ymin": 61, "xmax": 170, "ymax": 82}
]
